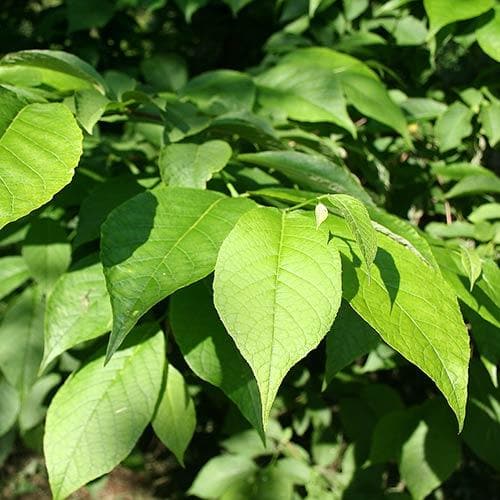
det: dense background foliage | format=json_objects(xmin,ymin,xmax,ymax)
[{"xmin": 0, "ymin": 0, "xmax": 499, "ymax": 498}]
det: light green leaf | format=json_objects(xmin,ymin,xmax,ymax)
[
  {"xmin": 0, "ymin": 376, "xmax": 21, "ymax": 436},
  {"xmin": 468, "ymin": 202, "xmax": 500, "ymax": 223},
  {"xmin": 401, "ymin": 97, "xmax": 447, "ymax": 120},
  {"xmin": 0, "ymin": 89, "xmax": 83, "ymax": 230},
  {"xmin": 22, "ymin": 218, "xmax": 71, "ymax": 293},
  {"xmin": 189, "ymin": 455, "xmax": 258, "ymax": 499},
  {"xmin": 326, "ymin": 194, "xmax": 377, "ymax": 275},
  {"xmin": 0, "ymin": 286, "xmax": 44, "ymax": 394},
  {"xmin": 0, "ymin": 256, "xmax": 30, "ymax": 301},
  {"xmin": 445, "ymin": 174, "xmax": 500, "ymax": 198},
  {"xmin": 462, "ymin": 359, "xmax": 500, "ymax": 471},
  {"xmin": 152, "ymin": 364, "xmax": 196, "ymax": 466},
  {"xmin": 170, "ymin": 281, "xmax": 263, "ymax": 433},
  {"xmin": 160, "ymin": 140, "xmax": 232, "ymax": 189},
  {"xmin": 344, "ymin": 0, "xmax": 369, "ymax": 20},
  {"xmin": 42, "ymin": 262, "xmax": 112, "ymax": 372},
  {"xmin": 479, "ymin": 100, "xmax": 500, "ymax": 146},
  {"xmin": 101, "ymin": 186, "xmax": 256, "ymax": 359},
  {"xmin": 238, "ymin": 151, "xmax": 373, "ymax": 205},
  {"xmin": 1, "ymin": 50, "xmax": 107, "ymax": 93},
  {"xmin": 44, "ymin": 325, "xmax": 165, "ymax": 500},
  {"xmin": 424, "ymin": 0, "xmax": 494, "ymax": 34},
  {"xmin": 435, "ymin": 101, "xmax": 473, "ymax": 152},
  {"xmin": 476, "ymin": 6, "xmax": 500, "ymax": 62},
  {"xmin": 325, "ymin": 302, "xmax": 381, "ymax": 383},
  {"xmin": 327, "ymin": 215, "xmax": 470, "ymax": 429},
  {"xmin": 460, "ymin": 247, "xmax": 482, "ymax": 291},
  {"xmin": 214, "ymin": 207, "xmax": 342, "ymax": 426},
  {"xmin": 431, "ymin": 162, "xmax": 495, "ymax": 180},
  {"xmin": 74, "ymin": 88, "xmax": 109, "ymax": 134},
  {"xmin": 399, "ymin": 400, "xmax": 461, "ymax": 500},
  {"xmin": 392, "ymin": 16, "xmax": 428, "ymax": 45},
  {"xmin": 181, "ymin": 70, "xmax": 255, "ymax": 114}
]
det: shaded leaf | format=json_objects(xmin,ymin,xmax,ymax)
[{"xmin": 0, "ymin": 256, "xmax": 30, "ymax": 301}]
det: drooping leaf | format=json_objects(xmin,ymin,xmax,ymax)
[
  {"xmin": 41, "ymin": 262, "xmax": 112, "ymax": 372},
  {"xmin": 479, "ymin": 100, "xmax": 500, "ymax": 146},
  {"xmin": 189, "ymin": 455, "xmax": 258, "ymax": 499},
  {"xmin": 0, "ymin": 376, "xmax": 21, "ymax": 436},
  {"xmin": 101, "ymin": 186, "xmax": 256, "ymax": 359},
  {"xmin": 22, "ymin": 218, "xmax": 71, "ymax": 293},
  {"xmin": 1, "ymin": 50, "xmax": 107, "ymax": 93},
  {"xmin": 326, "ymin": 194, "xmax": 377, "ymax": 275},
  {"xmin": 74, "ymin": 88, "xmax": 110, "ymax": 134},
  {"xmin": 460, "ymin": 246, "xmax": 482, "ymax": 291},
  {"xmin": 0, "ymin": 256, "xmax": 30, "ymax": 301},
  {"xmin": 327, "ymin": 215, "xmax": 470, "ymax": 429},
  {"xmin": 0, "ymin": 88, "xmax": 83, "ymax": 230},
  {"xmin": 44, "ymin": 325, "xmax": 165, "ymax": 500},
  {"xmin": 423, "ymin": 0, "xmax": 494, "ymax": 34},
  {"xmin": 325, "ymin": 302, "xmax": 381, "ymax": 384},
  {"xmin": 160, "ymin": 140, "xmax": 232, "ymax": 188},
  {"xmin": 170, "ymin": 281, "xmax": 263, "ymax": 433},
  {"xmin": 476, "ymin": 6, "xmax": 500, "ymax": 62},
  {"xmin": 214, "ymin": 207, "xmax": 342, "ymax": 425},
  {"xmin": 434, "ymin": 101, "xmax": 473, "ymax": 152},
  {"xmin": 238, "ymin": 151, "xmax": 373, "ymax": 205},
  {"xmin": 399, "ymin": 400, "xmax": 461, "ymax": 500},
  {"xmin": 462, "ymin": 359, "xmax": 500, "ymax": 471},
  {"xmin": 0, "ymin": 286, "xmax": 44, "ymax": 394},
  {"xmin": 152, "ymin": 364, "xmax": 196, "ymax": 465}
]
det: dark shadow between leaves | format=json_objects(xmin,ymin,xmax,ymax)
[{"xmin": 374, "ymin": 248, "xmax": 400, "ymax": 309}]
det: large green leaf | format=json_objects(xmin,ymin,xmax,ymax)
[
  {"xmin": 0, "ymin": 256, "xmax": 30, "ymax": 301},
  {"xmin": 44, "ymin": 325, "xmax": 165, "ymax": 500},
  {"xmin": 476, "ymin": 6, "xmax": 500, "ymax": 62},
  {"xmin": 424, "ymin": 0, "xmax": 494, "ymax": 34},
  {"xmin": 0, "ymin": 89, "xmax": 83, "ymax": 230},
  {"xmin": 434, "ymin": 101, "xmax": 473, "ymax": 152},
  {"xmin": 101, "ymin": 186, "xmax": 256, "ymax": 359},
  {"xmin": 0, "ymin": 286, "xmax": 44, "ymax": 394},
  {"xmin": 152, "ymin": 364, "xmax": 196, "ymax": 466},
  {"xmin": 41, "ymin": 262, "xmax": 112, "ymax": 372},
  {"xmin": 170, "ymin": 281, "xmax": 263, "ymax": 433},
  {"xmin": 238, "ymin": 151, "xmax": 373, "ymax": 205},
  {"xmin": 214, "ymin": 207, "xmax": 342, "ymax": 425},
  {"xmin": 160, "ymin": 140, "xmax": 232, "ymax": 188},
  {"xmin": 0, "ymin": 50, "xmax": 108, "ymax": 93},
  {"xmin": 327, "ymin": 215, "xmax": 470, "ymax": 429},
  {"xmin": 22, "ymin": 218, "xmax": 71, "ymax": 293}
]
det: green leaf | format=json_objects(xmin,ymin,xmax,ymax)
[
  {"xmin": 327, "ymin": 215, "xmax": 470, "ymax": 429},
  {"xmin": 189, "ymin": 455, "xmax": 258, "ymax": 499},
  {"xmin": 325, "ymin": 302, "xmax": 381, "ymax": 383},
  {"xmin": 42, "ymin": 262, "xmax": 112, "ymax": 372},
  {"xmin": 174, "ymin": 0, "xmax": 209, "ymax": 22},
  {"xmin": 164, "ymin": 99, "xmax": 211, "ymax": 143},
  {"xmin": 468, "ymin": 202, "xmax": 500, "ymax": 223},
  {"xmin": 101, "ymin": 186, "xmax": 256, "ymax": 359},
  {"xmin": 223, "ymin": 0, "xmax": 253, "ymax": 15},
  {"xmin": 326, "ymin": 194, "xmax": 377, "ymax": 276},
  {"xmin": 214, "ymin": 207, "xmax": 342, "ymax": 426},
  {"xmin": 0, "ymin": 286, "xmax": 44, "ymax": 394},
  {"xmin": 170, "ymin": 281, "xmax": 263, "ymax": 433},
  {"xmin": 401, "ymin": 97, "xmax": 447, "ymax": 121},
  {"xmin": 181, "ymin": 70, "xmax": 255, "ymax": 114},
  {"xmin": 74, "ymin": 88, "xmax": 110, "ymax": 134},
  {"xmin": 238, "ymin": 151, "xmax": 373, "ymax": 205},
  {"xmin": 0, "ymin": 89, "xmax": 83, "ymax": 230},
  {"xmin": 392, "ymin": 16, "xmax": 428, "ymax": 45},
  {"xmin": 1, "ymin": 50, "xmax": 108, "ymax": 94},
  {"xmin": 431, "ymin": 162, "xmax": 495, "ymax": 180},
  {"xmin": 256, "ymin": 65, "xmax": 356, "ymax": 135},
  {"xmin": 160, "ymin": 140, "xmax": 232, "ymax": 189},
  {"xmin": 152, "ymin": 364, "xmax": 196, "ymax": 466},
  {"xmin": 44, "ymin": 325, "xmax": 165, "ymax": 500},
  {"xmin": 435, "ymin": 101, "xmax": 473, "ymax": 152},
  {"xmin": 0, "ymin": 256, "xmax": 30, "ymax": 301},
  {"xmin": 399, "ymin": 400, "xmax": 461, "ymax": 500},
  {"xmin": 445, "ymin": 174, "xmax": 500, "ymax": 198},
  {"xmin": 424, "ymin": 0, "xmax": 494, "ymax": 34},
  {"xmin": 67, "ymin": 0, "xmax": 115, "ymax": 32},
  {"xmin": 22, "ymin": 218, "xmax": 71, "ymax": 293},
  {"xmin": 479, "ymin": 100, "xmax": 500, "ymax": 146},
  {"xmin": 460, "ymin": 246, "xmax": 482, "ymax": 291},
  {"xmin": 74, "ymin": 175, "xmax": 145, "ymax": 248},
  {"xmin": 462, "ymin": 359, "xmax": 500, "ymax": 470},
  {"xmin": 0, "ymin": 375, "xmax": 21, "ymax": 436},
  {"xmin": 476, "ymin": 6, "xmax": 500, "ymax": 62},
  {"xmin": 140, "ymin": 53, "xmax": 188, "ymax": 92}
]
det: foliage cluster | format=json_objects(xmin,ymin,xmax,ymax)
[{"xmin": 0, "ymin": 0, "xmax": 499, "ymax": 498}]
